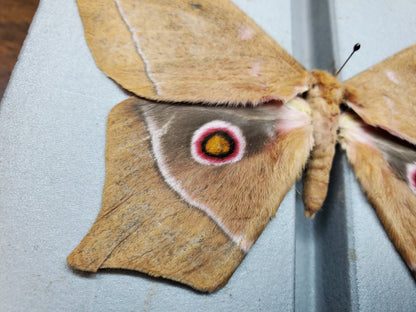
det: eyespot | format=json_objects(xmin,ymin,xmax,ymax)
[
  {"xmin": 406, "ymin": 163, "xmax": 416, "ymax": 194},
  {"xmin": 191, "ymin": 120, "xmax": 246, "ymax": 165}
]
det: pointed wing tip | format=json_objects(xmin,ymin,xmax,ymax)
[{"xmin": 66, "ymin": 250, "xmax": 100, "ymax": 273}]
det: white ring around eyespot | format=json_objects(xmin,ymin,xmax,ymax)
[
  {"xmin": 191, "ymin": 120, "xmax": 246, "ymax": 166},
  {"xmin": 406, "ymin": 162, "xmax": 416, "ymax": 194}
]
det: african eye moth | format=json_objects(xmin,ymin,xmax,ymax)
[{"xmin": 67, "ymin": 0, "xmax": 416, "ymax": 293}]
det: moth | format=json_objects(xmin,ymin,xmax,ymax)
[{"xmin": 68, "ymin": 0, "xmax": 416, "ymax": 292}]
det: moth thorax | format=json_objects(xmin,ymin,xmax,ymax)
[{"xmin": 310, "ymin": 70, "xmax": 344, "ymax": 105}]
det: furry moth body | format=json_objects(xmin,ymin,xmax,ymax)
[{"xmin": 68, "ymin": 0, "xmax": 416, "ymax": 292}]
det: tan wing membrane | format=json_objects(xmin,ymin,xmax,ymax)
[
  {"xmin": 339, "ymin": 113, "xmax": 416, "ymax": 277},
  {"xmin": 76, "ymin": 0, "xmax": 310, "ymax": 105},
  {"xmin": 67, "ymin": 96, "xmax": 314, "ymax": 291},
  {"xmin": 67, "ymin": 97, "xmax": 245, "ymax": 292},
  {"xmin": 345, "ymin": 45, "xmax": 416, "ymax": 144},
  {"xmin": 76, "ymin": 1, "xmax": 157, "ymax": 97}
]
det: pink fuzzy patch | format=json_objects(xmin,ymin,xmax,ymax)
[
  {"xmin": 406, "ymin": 163, "xmax": 416, "ymax": 194},
  {"xmin": 385, "ymin": 70, "xmax": 400, "ymax": 85},
  {"xmin": 249, "ymin": 62, "xmax": 261, "ymax": 77},
  {"xmin": 191, "ymin": 120, "xmax": 246, "ymax": 166},
  {"xmin": 238, "ymin": 25, "xmax": 255, "ymax": 40},
  {"xmin": 273, "ymin": 98, "xmax": 312, "ymax": 134},
  {"xmin": 383, "ymin": 95, "xmax": 396, "ymax": 112}
]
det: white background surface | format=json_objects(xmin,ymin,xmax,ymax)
[{"xmin": 0, "ymin": 0, "xmax": 415, "ymax": 311}]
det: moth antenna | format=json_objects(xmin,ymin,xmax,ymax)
[{"xmin": 335, "ymin": 43, "xmax": 361, "ymax": 76}]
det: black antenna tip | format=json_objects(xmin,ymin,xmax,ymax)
[{"xmin": 353, "ymin": 43, "xmax": 361, "ymax": 51}]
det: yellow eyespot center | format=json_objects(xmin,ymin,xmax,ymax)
[{"xmin": 204, "ymin": 134, "xmax": 230, "ymax": 156}]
